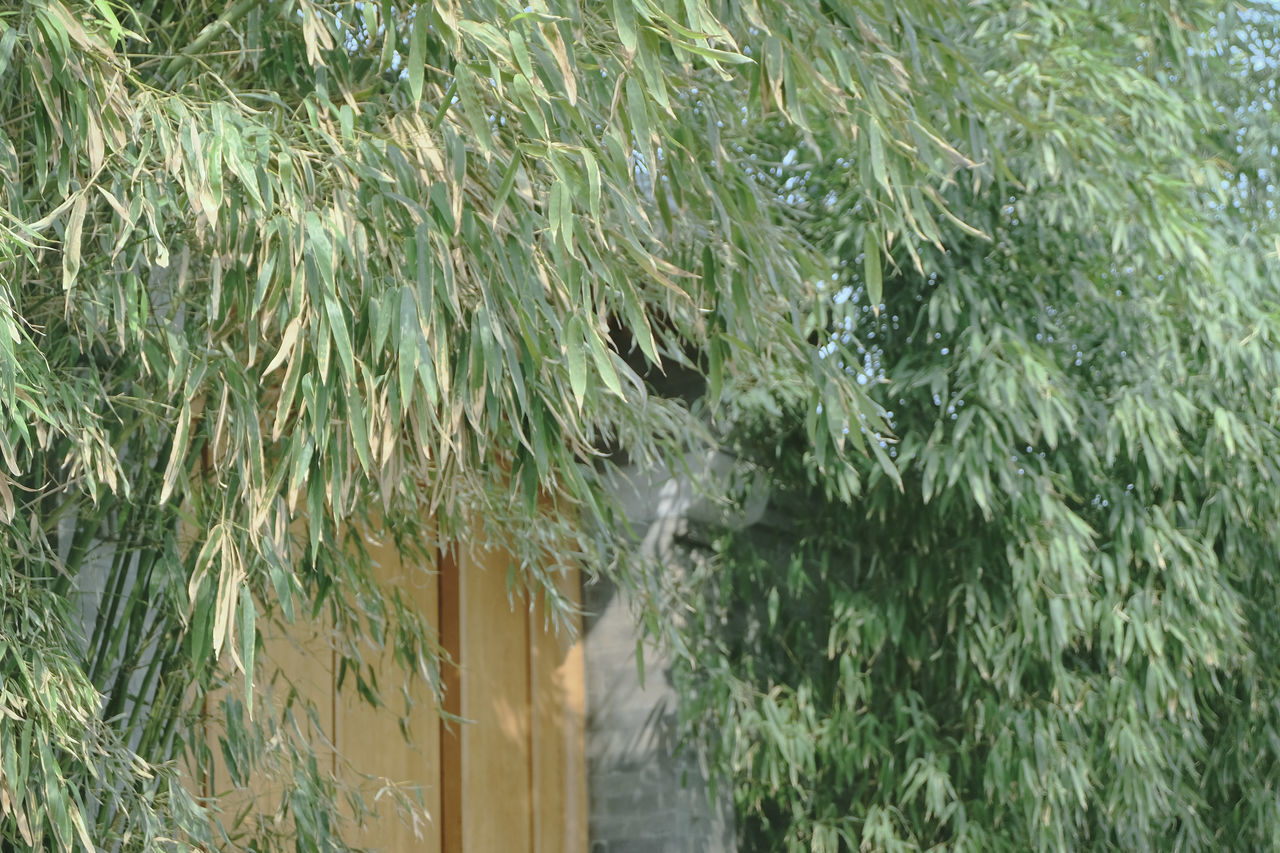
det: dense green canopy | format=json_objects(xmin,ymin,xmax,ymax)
[
  {"xmin": 0, "ymin": 0, "xmax": 969, "ymax": 847},
  {"xmin": 0, "ymin": 0, "xmax": 1276, "ymax": 849},
  {"xmin": 671, "ymin": 3, "xmax": 1280, "ymax": 850}
]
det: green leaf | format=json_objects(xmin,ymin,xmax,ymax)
[
  {"xmin": 626, "ymin": 75, "xmax": 653, "ymax": 170},
  {"xmin": 615, "ymin": 0, "xmax": 638, "ymax": 52},
  {"xmin": 455, "ymin": 63, "xmax": 493, "ymax": 153},
  {"xmin": 492, "ymin": 150, "xmax": 522, "ymax": 224},
  {"xmin": 583, "ymin": 148, "xmax": 602, "ymax": 224},
  {"xmin": 565, "ymin": 314, "xmax": 587, "ymax": 407},
  {"xmin": 863, "ymin": 229, "xmax": 882, "ymax": 313},
  {"xmin": 588, "ymin": 324, "xmax": 623, "ymax": 398},
  {"xmin": 61, "ymin": 195, "xmax": 86, "ymax": 291},
  {"xmin": 408, "ymin": 6, "xmax": 426, "ymax": 103},
  {"xmin": 239, "ymin": 585, "xmax": 256, "ymax": 718}
]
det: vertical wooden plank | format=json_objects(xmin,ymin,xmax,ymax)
[
  {"xmin": 438, "ymin": 547, "xmax": 463, "ymax": 853},
  {"xmin": 198, "ymin": 527, "xmax": 587, "ymax": 850},
  {"xmin": 531, "ymin": 568, "xmax": 588, "ymax": 853},
  {"xmin": 458, "ymin": 544, "xmax": 533, "ymax": 853},
  {"xmin": 333, "ymin": 529, "xmax": 441, "ymax": 852},
  {"xmin": 200, "ymin": 605, "xmax": 335, "ymax": 836},
  {"xmin": 230, "ymin": 518, "xmax": 336, "ymax": 816}
]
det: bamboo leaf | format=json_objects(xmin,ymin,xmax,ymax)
[
  {"xmin": 408, "ymin": 6, "xmax": 426, "ymax": 103},
  {"xmin": 615, "ymin": 0, "xmax": 638, "ymax": 52},
  {"xmin": 588, "ymin": 324, "xmax": 623, "ymax": 398},
  {"xmin": 61, "ymin": 195, "xmax": 86, "ymax": 291},
  {"xmin": 863, "ymin": 229, "xmax": 883, "ymax": 314},
  {"xmin": 263, "ymin": 316, "xmax": 303, "ymax": 376},
  {"xmin": 565, "ymin": 315, "xmax": 587, "ymax": 407},
  {"xmin": 239, "ymin": 585, "xmax": 256, "ymax": 718}
]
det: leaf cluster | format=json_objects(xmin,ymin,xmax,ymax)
[
  {"xmin": 670, "ymin": 3, "xmax": 1280, "ymax": 850},
  {"xmin": 0, "ymin": 0, "xmax": 1049, "ymax": 847}
]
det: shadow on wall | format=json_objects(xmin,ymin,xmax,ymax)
[
  {"xmin": 583, "ymin": 571, "xmax": 736, "ymax": 853},
  {"xmin": 582, "ymin": 448, "xmax": 767, "ymax": 853}
]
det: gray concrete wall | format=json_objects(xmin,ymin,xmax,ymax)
[
  {"xmin": 584, "ymin": 451, "xmax": 764, "ymax": 853},
  {"xmin": 583, "ymin": 573, "xmax": 734, "ymax": 853}
]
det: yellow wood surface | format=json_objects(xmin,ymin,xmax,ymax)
[
  {"xmin": 334, "ymin": 529, "xmax": 442, "ymax": 852},
  {"xmin": 457, "ymin": 543, "xmax": 533, "ymax": 853},
  {"xmin": 200, "ymin": 600, "xmax": 335, "ymax": 845},
  {"xmin": 194, "ymin": 525, "xmax": 587, "ymax": 852},
  {"xmin": 531, "ymin": 570, "xmax": 588, "ymax": 853},
  {"xmin": 438, "ymin": 546, "xmax": 463, "ymax": 853}
]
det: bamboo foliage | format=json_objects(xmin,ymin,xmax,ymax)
[
  {"xmin": 3, "ymin": 0, "xmax": 1269, "ymax": 848},
  {"xmin": 670, "ymin": 4, "xmax": 1280, "ymax": 850},
  {"xmin": 0, "ymin": 0, "xmax": 1020, "ymax": 848}
]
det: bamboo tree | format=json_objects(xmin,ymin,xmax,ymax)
[
  {"xmin": 0, "ymin": 0, "xmax": 998, "ymax": 847},
  {"xmin": 4, "ymin": 0, "xmax": 1272, "ymax": 848},
  {"xmin": 670, "ymin": 3, "xmax": 1280, "ymax": 850}
]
